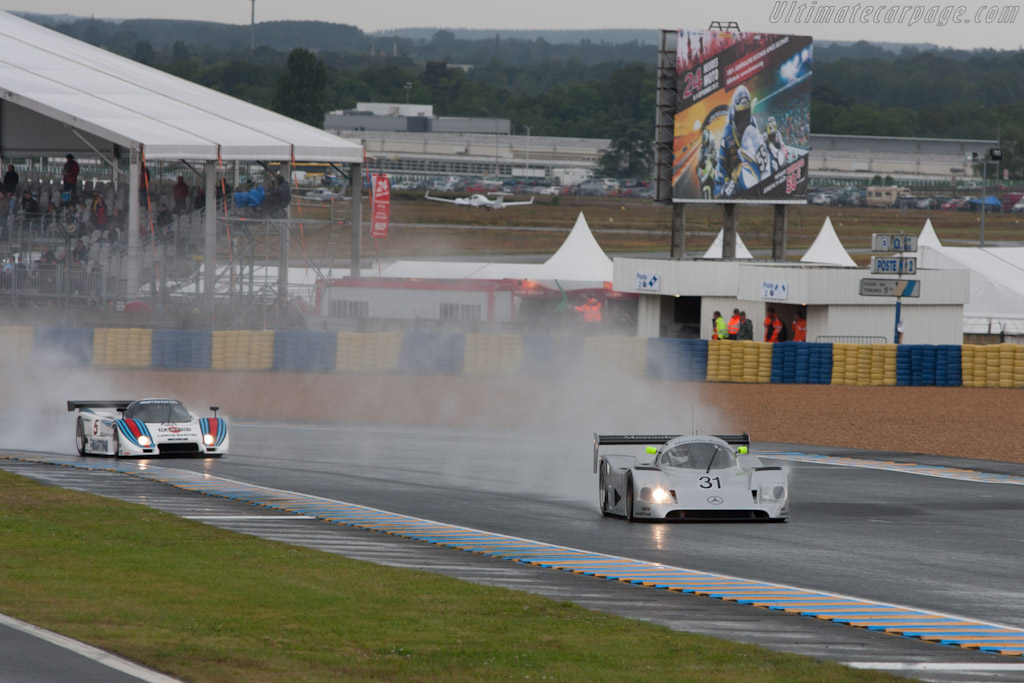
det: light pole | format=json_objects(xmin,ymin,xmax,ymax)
[
  {"xmin": 979, "ymin": 147, "xmax": 1002, "ymax": 247},
  {"xmin": 524, "ymin": 124, "xmax": 532, "ymax": 179}
]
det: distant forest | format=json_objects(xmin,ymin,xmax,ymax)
[{"xmin": 22, "ymin": 14, "xmax": 1024, "ymax": 177}]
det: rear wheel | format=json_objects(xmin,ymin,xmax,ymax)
[
  {"xmin": 75, "ymin": 419, "xmax": 86, "ymax": 456},
  {"xmin": 625, "ymin": 474, "xmax": 635, "ymax": 522},
  {"xmin": 111, "ymin": 429, "xmax": 120, "ymax": 458}
]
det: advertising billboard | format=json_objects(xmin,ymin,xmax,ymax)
[{"xmin": 673, "ymin": 29, "xmax": 812, "ymax": 203}]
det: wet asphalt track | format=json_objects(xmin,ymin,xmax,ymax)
[{"xmin": 4, "ymin": 422, "xmax": 1024, "ymax": 682}]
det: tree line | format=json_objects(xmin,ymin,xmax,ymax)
[{"xmin": 30, "ymin": 14, "xmax": 1024, "ymax": 179}]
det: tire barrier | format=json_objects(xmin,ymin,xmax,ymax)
[
  {"xmin": 152, "ymin": 329, "xmax": 213, "ymax": 369},
  {"xmin": 896, "ymin": 344, "xmax": 963, "ymax": 387},
  {"xmin": 93, "ymin": 328, "xmax": 152, "ymax": 368},
  {"xmin": 962, "ymin": 343, "xmax": 1023, "ymax": 388},
  {"xmin": 211, "ymin": 330, "xmax": 274, "ymax": 371},
  {"xmin": 462, "ymin": 333, "xmax": 523, "ymax": 377},
  {"xmin": 10, "ymin": 324, "xmax": 1024, "ymax": 387},
  {"xmin": 335, "ymin": 331, "xmax": 403, "ymax": 374},
  {"xmin": 398, "ymin": 331, "xmax": 464, "ymax": 376},
  {"xmin": 34, "ymin": 327, "xmax": 92, "ymax": 366},
  {"xmin": 0, "ymin": 326, "xmax": 34, "ymax": 365},
  {"xmin": 770, "ymin": 342, "xmax": 833, "ymax": 384},
  {"xmin": 707, "ymin": 340, "xmax": 772, "ymax": 383},
  {"xmin": 644, "ymin": 338, "xmax": 707, "ymax": 381},
  {"xmin": 520, "ymin": 335, "xmax": 583, "ymax": 378},
  {"xmin": 830, "ymin": 343, "xmax": 896, "ymax": 386},
  {"xmin": 272, "ymin": 330, "xmax": 337, "ymax": 373},
  {"xmin": 582, "ymin": 336, "xmax": 648, "ymax": 378}
]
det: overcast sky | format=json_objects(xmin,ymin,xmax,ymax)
[{"xmin": 1, "ymin": 0, "xmax": 1021, "ymax": 50}]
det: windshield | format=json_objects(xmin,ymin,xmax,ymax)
[
  {"xmin": 128, "ymin": 401, "xmax": 191, "ymax": 423},
  {"xmin": 659, "ymin": 442, "xmax": 736, "ymax": 471}
]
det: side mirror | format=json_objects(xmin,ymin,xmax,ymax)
[
  {"xmin": 646, "ymin": 446, "xmax": 658, "ymax": 455},
  {"xmin": 210, "ymin": 406, "xmax": 219, "ymax": 417},
  {"xmin": 737, "ymin": 446, "xmax": 748, "ymax": 454}
]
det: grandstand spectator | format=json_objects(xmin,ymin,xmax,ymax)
[
  {"xmin": 62, "ymin": 153, "xmax": 80, "ymax": 202},
  {"xmin": 173, "ymin": 175, "xmax": 190, "ymax": 212},
  {"xmin": 3, "ymin": 164, "xmax": 18, "ymax": 194},
  {"xmin": 0, "ymin": 190, "xmax": 9, "ymax": 240},
  {"xmin": 156, "ymin": 203, "xmax": 174, "ymax": 241},
  {"xmin": 72, "ymin": 238, "xmax": 89, "ymax": 265}
]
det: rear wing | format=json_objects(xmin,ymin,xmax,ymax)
[
  {"xmin": 593, "ymin": 433, "xmax": 750, "ymax": 473},
  {"xmin": 67, "ymin": 400, "xmax": 133, "ymax": 413}
]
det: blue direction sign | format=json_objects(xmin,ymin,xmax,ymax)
[
  {"xmin": 870, "ymin": 256, "xmax": 917, "ymax": 275},
  {"xmin": 872, "ymin": 234, "xmax": 918, "ymax": 253}
]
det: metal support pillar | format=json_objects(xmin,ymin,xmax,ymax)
[
  {"xmin": 773, "ymin": 204, "xmax": 788, "ymax": 261},
  {"xmin": 722, "ymin": 204, "xmax": 737, "ymax": 259},
  {"xmin": 350, "ymin": 163, "xmax": 362, "ymax": 278},
  {"xmin": 126, "ymin": 149, "xmax": 141, "ymax": 296},
  {"xmin": 203, "ymin": 160, "xmax": 217, "ymax": 318},
  {"xmin": 670, "ymin": 203, "xmax": 686, "ymax": 259}
]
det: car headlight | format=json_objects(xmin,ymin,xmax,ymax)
[
  {"xmin": 138, "ymin": 436, "xmax": 151, "ymax": 447},
  {"xmin": 203, "ymin": 433, "xmax": 215, "ymax": 446},
  {"xmin": 759, "ymin": 484, "xmax": 786, "ymax": 502},
  {"xmin": 641, "ymin": 486, "xmax": 673, "ymax": 504},
  {"xmin": 651, "ymin": 487, "xmax": 672, "ymax": 504}
]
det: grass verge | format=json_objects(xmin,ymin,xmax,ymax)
[{"xmin": 0, "ymin": 470, "xmax": 901, "ymax": 682}]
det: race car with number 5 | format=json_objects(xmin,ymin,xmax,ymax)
[
  {"xmin": 594, "ymin": 433, "xmax": 788, "ymax": 521},
  {"xmin": 68, "ymin": 398, "xmax": 228, "ymax": 458}
]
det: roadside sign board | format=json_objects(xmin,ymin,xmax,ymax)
[
  {"xmin": 860, "ymin": 278, "xmax": 920, "ymax": 297},
  {"xmin": 871, "ymin": 234, "xmax": 918, "ymax": 252},
  {"xmin": 871, "ymin": 256, "xmax": 917, "ymax": 275},
  {"xmin": 635, "ymin": 272, "xmax": 661, "ymax": 292}
]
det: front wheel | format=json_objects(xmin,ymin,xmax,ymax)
[{"xmin": 75, "ymin": 419, "xmax": 86, "ymax": 456}]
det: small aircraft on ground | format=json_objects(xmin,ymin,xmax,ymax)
[{"xmin": 424, "ymin": 192, "xmax": 534, "ymax": 209}]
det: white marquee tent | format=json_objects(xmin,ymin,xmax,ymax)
[
  {"xmin": 701, "ymin": 228, "xmax": 753, "ymax": 259},
  {"xmin": 917, "ymin": 220, "xmax": 1024, "ymax": 335},
  {"xmin": 0, "ymin": 11, "xmax": 364, "ymax": 299},
  {"xmin": 800, "ymin": 216, "xmax": 857, "ymax": 267}
]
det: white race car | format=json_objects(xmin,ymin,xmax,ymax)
[
  {"xmin": 68, "ymin": 398, "xmax": 228, "ymax": 458},
  {"xmin": 594, "ymin": 433, "xmax": 788, "ymax": 522}
]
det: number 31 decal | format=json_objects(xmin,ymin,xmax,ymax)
[{"xmin": 699, "ymin": 476, "xmax": 721, "ymax": 489}]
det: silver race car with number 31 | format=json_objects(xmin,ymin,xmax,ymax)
[
  {"xmin": 594, "ymin": 433, "xmax": 788, "ymax": 521},
  {"xmin": 68, "ymin": 398, "xmax": 228, "ymax": 458}
]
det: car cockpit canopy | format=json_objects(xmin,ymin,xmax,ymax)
[
  {"xmin": 658, "ymin": 439, "xmax": 737, "ymax": 471},
  {"xmin": 126, "ymin": 399, "xmax": 191, "ymax": 424}
]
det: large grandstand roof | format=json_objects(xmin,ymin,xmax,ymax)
[{"xmin": 0, "ymin": 12, "xmax": 362, "ymax": 163}]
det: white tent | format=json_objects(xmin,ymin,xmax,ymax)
[
  {"xmin": 0, "ymin": 12, "xmax": 362, "ymax": 163},
  {"xmin": 701, "ymin": 229, "xmax": 753, "ymax": 259},
  {"xmin": 377, "ymin": 212, "xmax": 612, "ymax": 288},
  {"xmin": 918, "ymin": 218, "xmax": 942, "ymax": 249},
  {"xmin": 918, "ymin": 221, "xmax": 1024, "ymax": 334},
  {"xmin": 800, "ymin": 216, "xmax": 857, "ymax": 267}
]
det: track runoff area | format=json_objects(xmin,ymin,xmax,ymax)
[{"xmin": 5, "ymin": 450, "xmax": 1024, "ymax": 666}]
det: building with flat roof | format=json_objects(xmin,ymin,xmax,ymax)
[{"xmin": 325, "ymin": 104, "xmax": 999, "ymax": 188}]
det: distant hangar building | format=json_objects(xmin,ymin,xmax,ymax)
[{"xmin": 325, "ymin": 104, "xmax": 995, "ymax": 188}]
